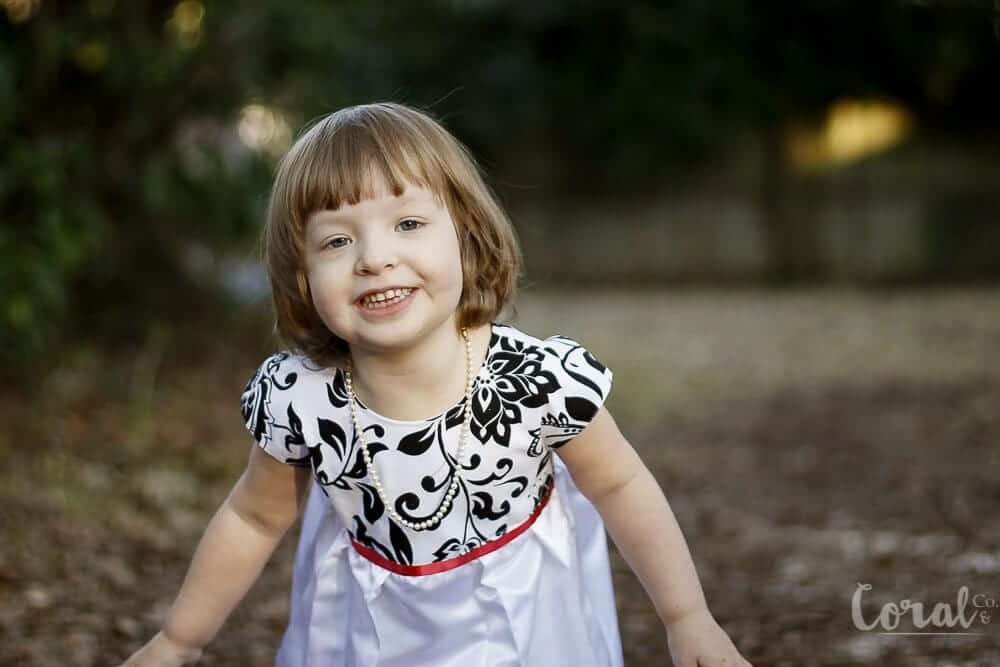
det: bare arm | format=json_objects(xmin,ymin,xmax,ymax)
[
  {"xmin": 554, "ymin": 406, "xmax": 707, "ymax": 624},
  {"xmin": 556, "ymin": 406, "xmax": 752, "ymax": 666},
  {"xmin": 121, "ymin": 444, "xmax": 312, "ymax": 664}
]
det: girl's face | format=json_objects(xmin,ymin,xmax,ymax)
[{"xmin": 303, "ymin": 177, "xmax": 465, "ymax": 357}]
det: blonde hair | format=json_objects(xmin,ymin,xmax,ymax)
[{"xmin": 261, "ymin": 102, "xmax": 522, "ymax": 370}]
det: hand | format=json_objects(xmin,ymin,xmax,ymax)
[
  {"xmin": 118, "ymin": 630, "xmax": 203, "ymax": 667},
  {"xmin": 665, "ymin": 607, "xmax": 753, "ymax": 667}
]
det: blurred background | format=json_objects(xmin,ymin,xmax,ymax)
[{"xmin": 2, "ymin": 1, "xmax": 998, "ymax": 665}]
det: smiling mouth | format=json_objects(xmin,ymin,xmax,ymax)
[{"xmin": 356, "ymin": 287, "xmax": 417, "ymax": 310}]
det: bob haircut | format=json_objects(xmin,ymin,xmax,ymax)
[{"xmin": 261, "ymin": 102, "xmax": 522, "ymax": 370}]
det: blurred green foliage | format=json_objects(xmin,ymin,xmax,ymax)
[
  {"xmin": 1, "ymin": 1, "xmax": 281, "ymax": 374},
  {"xmin": 2, "ymin": 1, "xmax": 997, "ymax": 375}
]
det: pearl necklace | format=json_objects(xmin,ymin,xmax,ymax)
[{"xmin": 344, "ymin": 327, "xmax": 474, "ymax": 531}]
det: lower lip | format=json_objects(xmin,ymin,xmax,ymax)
[{"xmin": 355, "ymin": 289, "xmax": 418, "ymax": 319}]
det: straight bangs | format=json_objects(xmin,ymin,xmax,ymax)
[{"xmin": 278, "ymin": 110, "xmax": 454, "ymax": 235}]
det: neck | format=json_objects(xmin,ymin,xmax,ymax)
[{"xmin": 347, "ymin": 319, "xmax": 489, "ymax": 421}]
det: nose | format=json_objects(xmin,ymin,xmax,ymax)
[{"xmin": 354, "ymin": 237, "xmax": 398, "ymax": 275}]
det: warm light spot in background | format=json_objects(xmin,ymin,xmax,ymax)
[
  {"xmin": 787, "ymin": 99, "xmax": 913, "ymax": 171},
  {"xmin": 2, "ymin": 0, "xmax": 41, "ymax": 23},
  {"xmin": 167, "ymin": 0, "xmax": 205, "ymax": 49},
  {"xmin": 238, "ymin": 104, "xmax": 293, "ymax": 159}
]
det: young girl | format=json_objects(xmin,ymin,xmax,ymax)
[{"xmin": 120, "ymin": 102, "xmax": 752, "ymax": 667}]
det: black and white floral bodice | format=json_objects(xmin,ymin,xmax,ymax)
[{"xmin": 240, "ymin": 322, "xmax": 613, "ymax": 567}]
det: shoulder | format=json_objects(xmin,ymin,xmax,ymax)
[
  {"xmin": 492, "ymin": 322, "xmax": 605, "ymax": 364},
  {"xmin": 239, "ymin": 350, "xmax": 339, "ymax": 466},
  {"xmin": 241, "ymin": 350, "xmax": 337, "ymax": 396},
  {"xmin": 239, "ymin": 350, "xmax": 340, "ymax": 433},
  {"xmin": 492, "ymin": 322, "xmax": 613, "ymax": 406},
  {"xmin": 491, "ymin": 323, "xmax": 614, "ymax": 450}
]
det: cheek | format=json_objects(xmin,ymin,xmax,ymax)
[
  {"xmin": 427, "ymin": 231, "xmax": 465, "ymax": 288},
  {"xmin": 306, "ymin": 263, "xmax": 349, "ymax": 307},
  {"xmin": 440, "ymin": 222, "xmax": 464, "ymax": 266}
]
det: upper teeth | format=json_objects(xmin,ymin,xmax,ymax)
[{"xmin": 361, "ymin": 288, "xmax": 413, "ymax": 304}]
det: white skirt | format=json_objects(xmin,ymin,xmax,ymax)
[{"xmin": 274, "ymin": 456, "xmax": 624, "ymax": 666}]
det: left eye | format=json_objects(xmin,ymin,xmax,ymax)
[{"xmin": 398, "ymin": 219, "xmax": 424, "ymax": 231}]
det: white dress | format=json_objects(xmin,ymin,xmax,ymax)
[{"xmin": 240, "ymin": 322, "xmax": 624, "ymax": 666}]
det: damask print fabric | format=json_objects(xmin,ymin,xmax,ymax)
[
  {"xmin": 238, "ymin": 322, "xmax": 624, "ymax": 666},
  {"xmin": 238, "ymin": 322, "xmax": 614, "ymax": 568},
  {"xmin": 240, "ymin": 351, "xmax": 311, "ymax": 466}
]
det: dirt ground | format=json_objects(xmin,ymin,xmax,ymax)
[{"xmin": 2, "ymin": 287, "xmax": 998, "ymax": 666}]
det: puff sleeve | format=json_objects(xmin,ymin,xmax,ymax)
[
  {"xmin": 539, "ymin": 334, "xmax": 614, "ymax": 450},
  {"xmin": 239, "ymin": 352, "xmax": 312, "ymax": 466}
]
